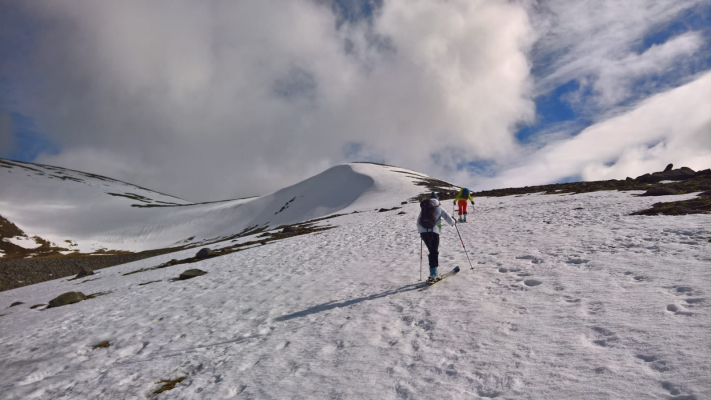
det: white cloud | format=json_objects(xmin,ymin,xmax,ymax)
[
  {"xmin": 479, "ymin": 70, "xmax": 711, "ymax": 189},
  {"xmin": 10, "ymin": 0, "xmax": 536, "ymax": 201},
  {"xmin": 532, "ymin": 0, "xmax": 708, "ymax": 109}
]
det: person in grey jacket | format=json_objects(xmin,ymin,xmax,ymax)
[{"xmin": 417, "ymin": 192, "xmax": 455, "ymax": 283}]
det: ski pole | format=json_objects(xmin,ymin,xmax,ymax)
[
  {"xmin": 420, "ymin": 238, "xmax": 423, "ymax": 281},
  {"xmin": 454, "ymin": 222, "xmax": 475, "ymax": 271}
]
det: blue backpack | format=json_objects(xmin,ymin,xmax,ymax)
[{"xmin": 462, "ymin": 188, "xmax": 470, "ymax": 197}]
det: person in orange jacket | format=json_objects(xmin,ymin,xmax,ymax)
[{"xmin": 453, "ymin": 188, "xmax": 475, "ymax": 222}]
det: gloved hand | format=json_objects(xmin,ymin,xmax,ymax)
[
  {"xmin": 453, "ymin": 200, "xmax": 456, "ymax": 205},
  {"xmin": 470, "ymin": 201, "xmax": 474, "ymax": 205}
]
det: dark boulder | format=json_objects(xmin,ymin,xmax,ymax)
[
  {"xmin": 48, "ymin": 292, "xmax": 86, "ymax": 308},
  {"xmin": 282, "ymin": 226, "xmax": 296, "ymax": 234},
  {"xmin": 75, "ymin": 266, "xmax": 94, "ymax": 279},
  {"xmin": 664, "ymin": 163, "xmax": 674, "ymax": 172},
  {"xmin": 9, "ymin": 301, "xmax": 24, "ymax": 308},
  {"xmin": 178, "ymin": 269, "xmax": 207, "ymax": 280},
  {"xmin": 196, "ymin": 248, "xmax": 216, "ymax": 259},
  {"xmin": 643, "ymin": 187, "xmax": 679, "ymax": 196}
]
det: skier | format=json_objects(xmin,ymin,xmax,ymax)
[
  {"xmin": 417, "ymin": 192, "xmax": 455, "ymax": 283},
  {"xmin": 453, "ymin": 188, "xmax": 475, "ymax": 222}
]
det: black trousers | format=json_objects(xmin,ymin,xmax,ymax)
[{"xmin": 420, "ymin": 232, "xmax": 440, "ymax": 268}]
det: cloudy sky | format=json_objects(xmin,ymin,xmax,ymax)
[{"xmin": 1, "ymin": 0, "xmax": 709, "ymax": 201}]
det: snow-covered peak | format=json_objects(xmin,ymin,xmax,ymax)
[{"xmin": 0, "ymin": 159, "xmax": 455, "ymax": 255}]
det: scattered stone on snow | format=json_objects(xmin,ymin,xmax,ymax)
[
  {"xmin": 30, "ymin": 304, "xmax": 46, "ymax": 309},
  {"xmin": 138, "ymin": 280, "xmax": 161, "ymax": 286},
  {"xmin": 9, "ymin": 301, "xmax": 24, "ymax": 308},
  {"xmin": 48, "ymin": 291, "xmax": 86, "ymax": 308},
  {"xmin": 196, "ymin": 248, "xmax": 216, "ymax": 259},
  {"xmin": 153, "ymin": 377, "xmax": 186, "ymax": 395},
  {"xmin": 398, "ymin": 211, "xmax": 406, "ymax": 215},
  {"xmin": 92, "ymin": 341, "xmax": 110, "ymax": 350},
  {"xmin": 178, "ymin": 269, "xmax": 207, "ymax": 280},
  {"xmin": 281, "ymin": 226, "xmax": 296, "ymax": 233},
  {"xmin": 85, "ymin": 292, "xmax": 108, "ymax": 300}
]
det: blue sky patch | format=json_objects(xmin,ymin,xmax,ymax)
[{"xmin": 3, "ymin": 113, "xmax": 60, "ymax": 162}]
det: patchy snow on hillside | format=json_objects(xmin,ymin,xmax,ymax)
[
  {"xmin": 0, "ymin": 160, "xmax": 442, "ymax": 254},
  {"xmin": 1, "ymin": 190, "xmax": 709, "ymax": 399},
  {"xmin": 2, "ymin": 236, "xmax": 42, "ymax": 249}
]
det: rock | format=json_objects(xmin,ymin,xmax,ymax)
[
  {"xmin": 401, "ymin": 201, "xmax": 407, "ymax": 205},
  {"xmin": 643, "ymin": 187, "xmax": 679, "ymax": 196},
  {"xmin": 196, "ymin": 248, "xmax": 216, "ymax": 259},
  {"xmin": 92, "ymin": 341, "xmax": 111, "ymax": 349},
  {"xmin": 664, "ymin": 163, "xmax": 674, "ymax": 172},
  {"xmin": 169, "ymin": 259, "xmax": 179, "ymax": 265},
  {"xmin": 696, "ymin": 169, "xmax": 711, "ymax": 177},
  {"xmin": 9, "ymin": 301, "xmax": 24, "ymax": 308},
  {"xmin": 378, "ymin": 208, "xmax": 389, "ymax": 212},
  {"xmin": 260, "ymin": 241, "xmax": 267, "ymax": 245},
  {"xmin": 626, "ymin": 177, "xmax": 633, "ymax": 181},
  {"xmin": 75, "ymin": 266, "xmax": 94, "ymax": 279},
  {"xmin": 178, "ymin": 269, "xmax": 207, "ymax": 280},
  {"xmin": 48, "ymin": 292, "xmax": 86, "ymax": 308},
  {"xmin": 30, "ymin": 304, "xmax": 46, "ymax": 309},
  {"xmin": 282, "ymin": 226, "xmax": 296, "ymax": 234},
  {"xmin": 398, "ymin": 211, "xmax": 406, "ymax": 215}
]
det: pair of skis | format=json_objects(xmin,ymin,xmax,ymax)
[{"xmin": 422, "ymin": 266, "xmax": 460, "ymax": 288}]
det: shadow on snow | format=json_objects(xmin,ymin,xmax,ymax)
[{"xmin": 274, "ymin": 282, "xmax": 423, "ymax": 322}]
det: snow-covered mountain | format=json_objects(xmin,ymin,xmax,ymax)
[
  {"xmin": 1, "ymin": 159, "xmax": 710, "ymax": 399},
  {"xmin": 0, "ymin": 158, "xmax": 455, "ymax": 256},
  {"xmin": 1, "ymin": 183, "xmax": 709, "ymax": 399}
]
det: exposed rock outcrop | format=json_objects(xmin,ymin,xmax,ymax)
[
  {"xmin": 196, "ymin": 248, "xmax": 216, "ymax": 259},
  {"xmin": 178, "ymin": 269, "xmax": 207, "ymax": 280},
  {"xmin": 643, "ymin": 187, "xmax": 679, "ymax": 196},
  {"xmin": 48, "ymin": 292, "xmax": 86, "ymax": 308}
]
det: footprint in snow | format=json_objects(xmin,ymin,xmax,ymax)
[
  {"xmin": 674, "ymin": 286, "xmax": 693, "ymax": 295},
  {"xmin": 516, "ymin": 255, "xmax": 543, "ymax": 264},
  {"xmin": 661, "ymin": 381, "xmax": 697, "ymax": 399},
  {"xmin": 666, "ymin": 304, "xmax": 692, "ymax": 316},
  {"xmin": 566, "ymin": 258, "xmax": 589, "ymax": 265},
  {"xmin": 589, "ymin": 326, "xmax": 618, "ymax": 347},
  {"xmin": 684, "ymin": 298, "xmax": 705, "ymax": 307},
  {"xmin": 633, "ymin": 276, "xmax": 651, "ymax": 282}
]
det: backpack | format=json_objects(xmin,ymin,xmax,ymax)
[
  {"xmin": 419, "ymin": 199, "xmax": 438, "ymax": 230},
  {"xmin": 461, "ymin": 188, "xmax": 470, "ymax": 197}
]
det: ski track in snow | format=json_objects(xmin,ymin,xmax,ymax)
[{"xmin": 1, "ymin": 191, "xmax": 710, "ymax": 399}]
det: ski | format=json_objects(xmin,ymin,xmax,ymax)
[{"xmin": 422, "ymin": 266, "xmax": 460, "ymax": 288}]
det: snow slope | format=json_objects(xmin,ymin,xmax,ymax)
[
  {"xmin": 1, "ymin": 189, "xmax": 709, "ymax": 399},
  {"xmin": 0, "ymin": 159, "xmax": 441, "ymax": 254}
]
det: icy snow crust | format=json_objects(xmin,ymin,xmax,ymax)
[
  {"xmin": 1, "ymin": 190, "xmax": 710, "ymax": 399},
  {"xmin": 0, "ymin": 161, "xmax": 428, "ymax": 253}
]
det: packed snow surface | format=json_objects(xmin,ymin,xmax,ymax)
[
  {"xmin": 1, "ymin": 190, "xmax": 709, "ymax": 399},
  {"xmin": 0, "ymin": 160, "xmax": 432, "ymax": 253}
]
